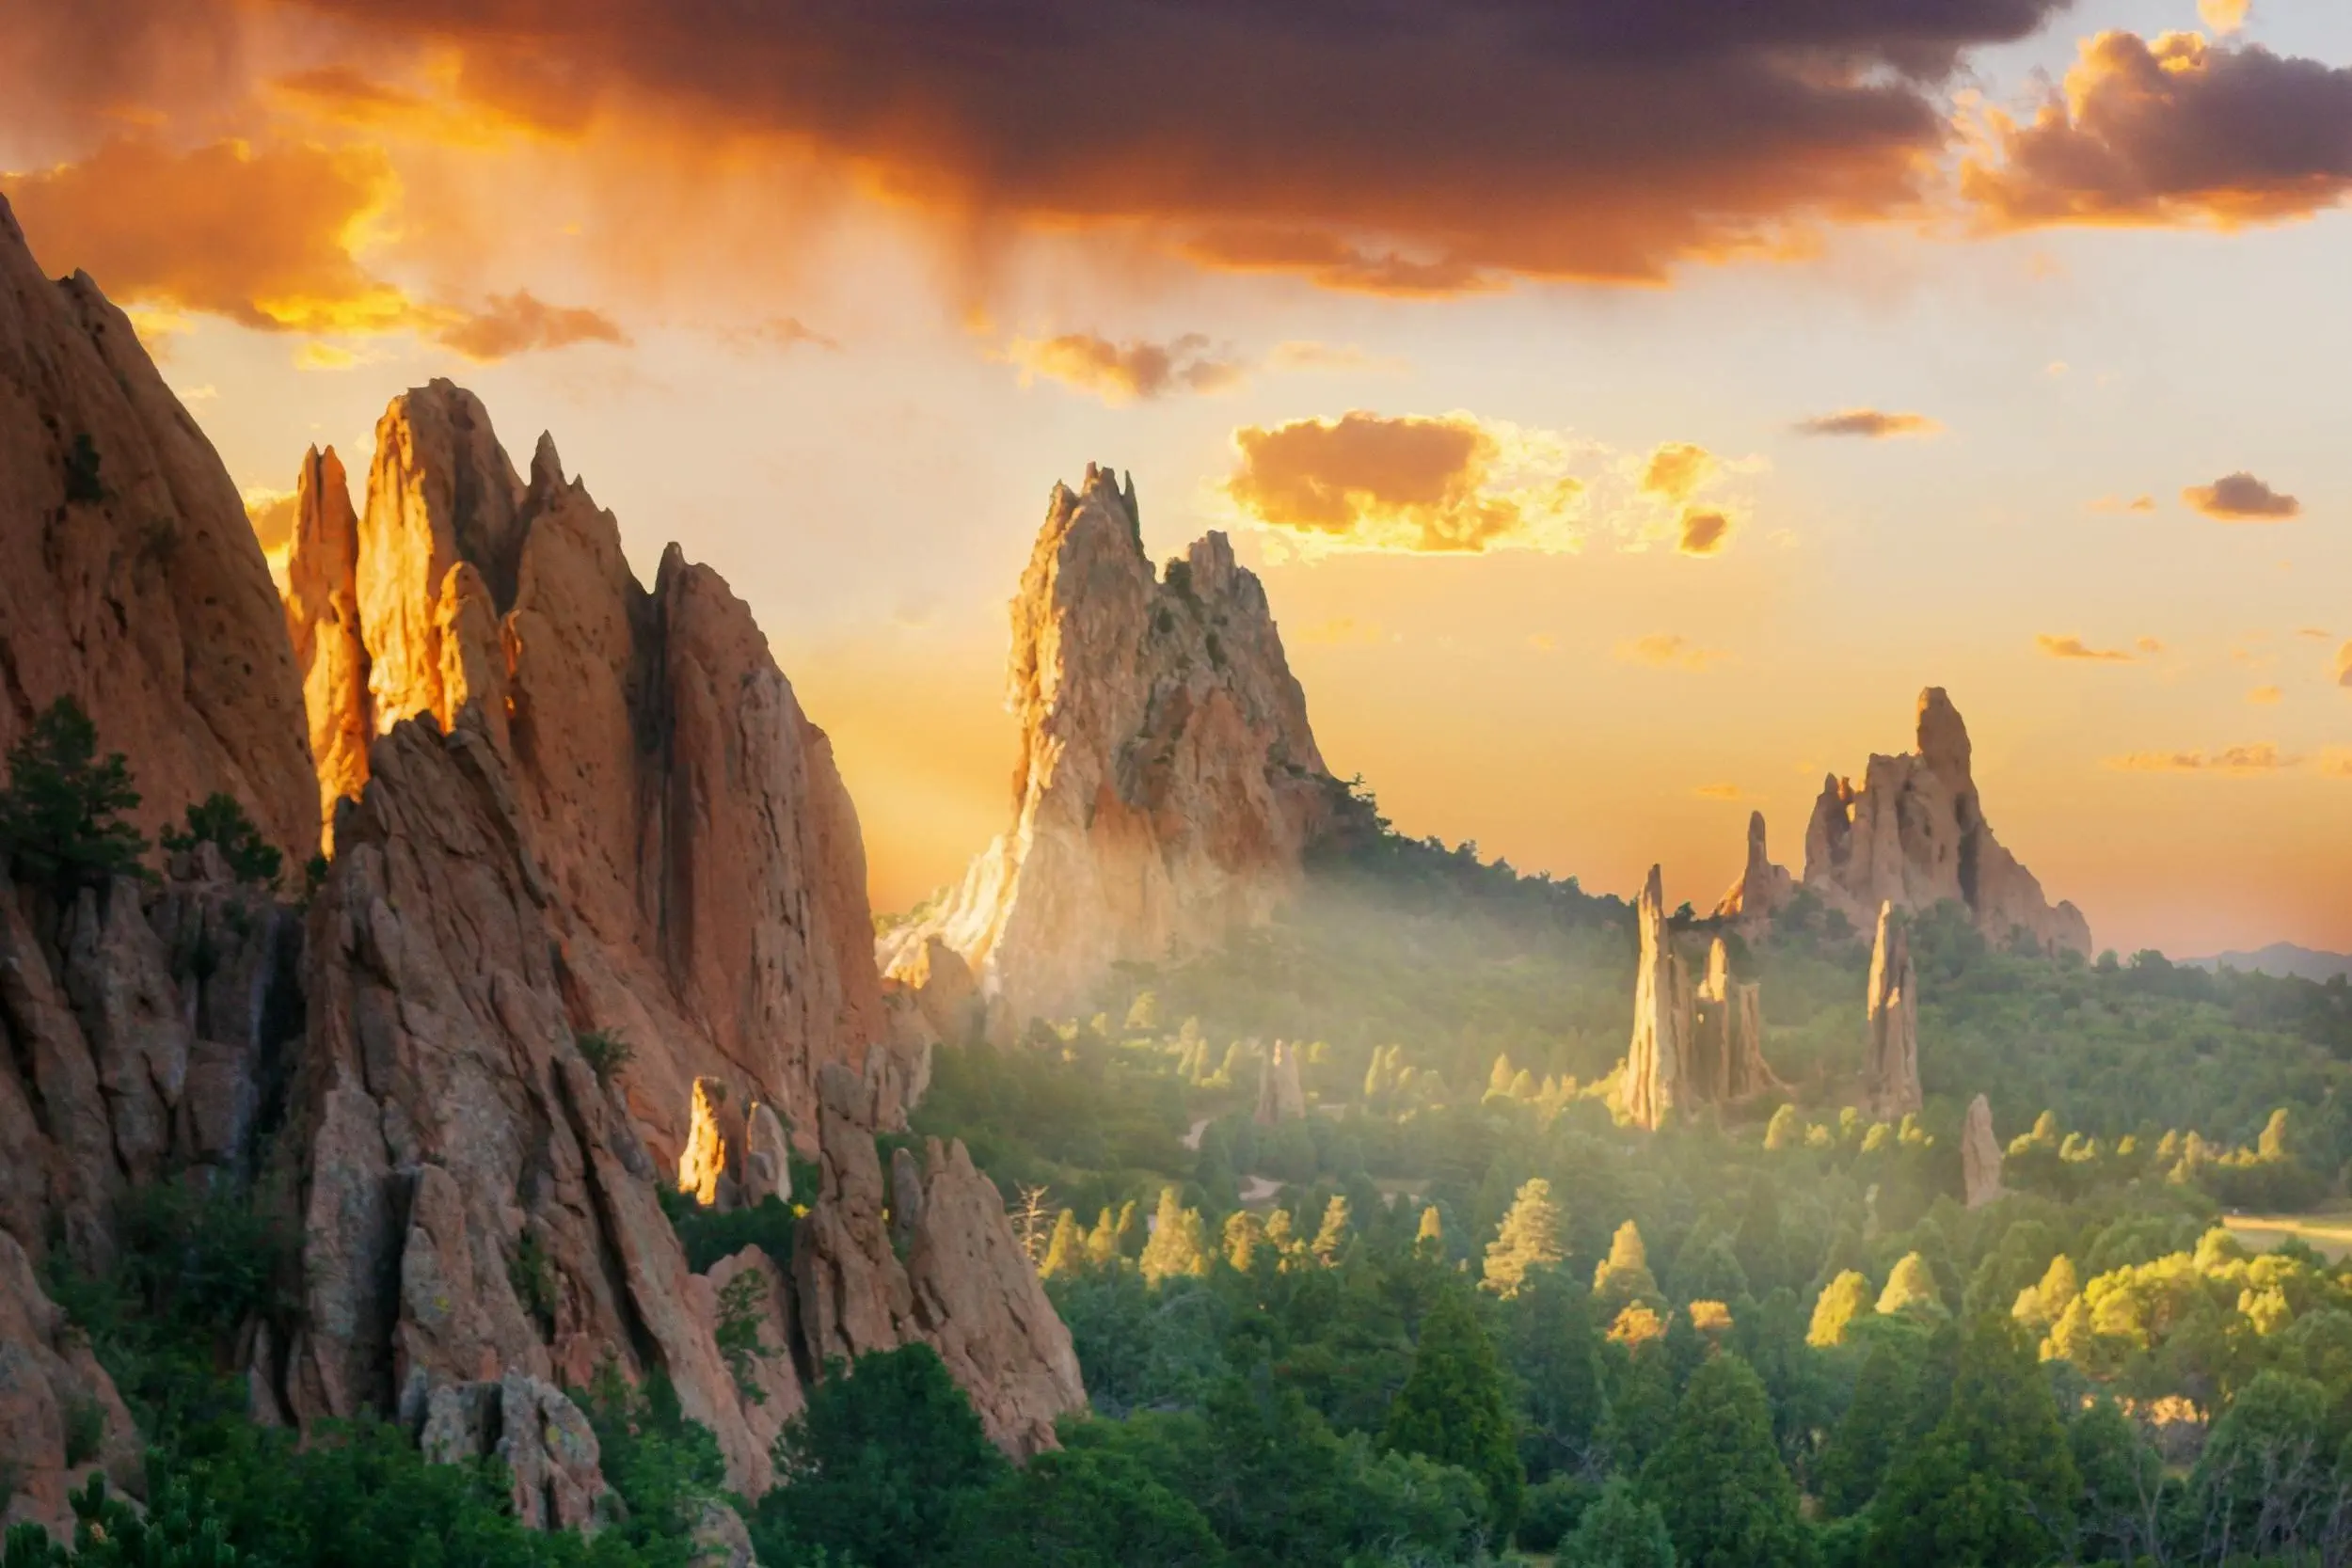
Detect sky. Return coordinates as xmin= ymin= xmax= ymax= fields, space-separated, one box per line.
xmin=4 ymin=0 xmax=2351 ymax=958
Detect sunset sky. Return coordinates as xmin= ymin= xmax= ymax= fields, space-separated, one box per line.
xmin=6 ymin=0 xmax=2352 ymax=958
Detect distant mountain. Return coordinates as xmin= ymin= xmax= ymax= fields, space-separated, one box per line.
xmin=2185 ymin=942 xmax=2352 ymax=984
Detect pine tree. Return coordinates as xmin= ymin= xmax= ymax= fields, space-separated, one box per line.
xmin=1875 ymin=1252 xmax=1944 ymax=1318
xmin=1311 ymin=1195 xmax=1351 ymax=1265
xmin=2011 ymin=1253 xmax=2079 ymax=1333
xmin=1594 ymin=1220 xmax=1661 ymax=1313
xmin=1085 ymin=1208 xmax=1120 ymax=1270
xmin=1560 ymin=1477 xmax=1675 ymax=1568
xmin=1483 ymin=1178 xmax=1566 ymax=1298
xmin=1806 ymin=1271 xmax=1873 ymax=1348
xmin=1763 ymin=1102 xmax=1802 ymax=1151
xmin=1817 ymin=1340 xmax=1909 ymax=1516
xmin=1138 ymin=1186 xmax=1210 ymax=1285
xmin=1415 ymin=1204 xmax=1446 ymax=1261
xmin=1112 ymin=1199 xmax=1143 ymax=1260
xmin=0 ymin=696 xmax=149 ymax=895
xmin=1263 ymin=1207 xmax=1298 ymax=1263
xmin=1732 ymin=1174 xmax=1788 ymax=1298
xmin=1224 ymin=1209 xmax=1265 ymax=1272
xmin=1489 ymin=1053 xmax=1517 ymax=1096
xmin=1040 ymin=1210 xmax=1086 ymax=1278
xmin=1508 ymin=1268 xmax=1607 ymax=1470
xmin=1866 ymin=1314 xmax=2076 ymax=1568
xmin=1640 ymin=1353 xmax=1811 ymax=1568
xmin=1384 ymin=1289 xmax=1525 ymax=1535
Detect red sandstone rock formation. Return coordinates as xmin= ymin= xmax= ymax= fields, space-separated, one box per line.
xmin=1864 ymin=902 xmax=1923 ymax=1119
xmin=1713 ymin=811 xmax=1795 ymax=929
xmin=1804 ymin=689 xmax=2091 ymax=956
xmin=883 ymin=466 xmax=1341 ymax=1028
xmin=1625 ymin=866 xmax=1693 ymax=1132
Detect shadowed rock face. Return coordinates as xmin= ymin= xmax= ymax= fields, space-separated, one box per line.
xmin=1962 ymin=1093 xmax=2005 ymax=1209
xmin=0 ymin=193 xmax=317 ymax=864
xmin=278 ymin=385 xmax=888 ymax=1156
xmin=1865 ymin=903 xmax=1922 ymax=1120
xmin=882 ymin=465 xmax=1343 ymax=1029
xmin=1803 ymin=688 xmax=2091 ymax=957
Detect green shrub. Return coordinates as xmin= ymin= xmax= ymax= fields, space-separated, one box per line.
xmin=62 ymin=434 xmax=103 ymax=505
xmin=162 ymin=793 xmax=280 ymax=885
xmin=577 ymin=1030 xmax=634 ymax=1085
xmin=508 ymin=1230 xmax=557 ymax=1335
xmin=657 ymin=1188 xmax=798 ymax=1275
xmin=715 ymin=1271 xmax=772 ymax=1405
xmin=0 ymin=698 xmax=149 ymax=895
xmin=60 ymin=1397 xmax=106 ymax=1469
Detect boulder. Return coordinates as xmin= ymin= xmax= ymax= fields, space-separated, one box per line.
xmin=1804 ymin=689 xmax=2091 ymax=956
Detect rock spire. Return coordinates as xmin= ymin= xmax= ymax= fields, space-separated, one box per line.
xmin=1693 ymin=938 xmax=1786 ymax=1104
xmin=881 ymin=465 xmax=1345 ymax=1029
xmin=1625 ymin=866 xmax=1693 ymax=1131
xmin=1864 ymin=902 xmax=1922 ymax=1118
xmin=1804 ymin=689 xmax=2090 ymax=956
xmin=1254 ymin=1040 xmax=1307 ymax=1126
xmin=1712 ymin=811 xmax=1794 ymax=929
xmin=1962 ymin=1093 xmax=2005 ymax=1209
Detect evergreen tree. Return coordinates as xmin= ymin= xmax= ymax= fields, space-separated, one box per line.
xmin=1806 ymin=1272 xmax=1873 ymax=1348
xmin=1560 ymin=1477 xmax=1676 ymax=1568
xmin=1383 ymin=1289 xmax=1525 ymax=1535
xmin=1113 ymin=1200 xmax=1144 ymax=1259
xmin=1085 ymin=1207 xmax=1120 ymax=1270
xmin=0 ymin=697 xmax=148 ymax=895
xmin=1507 ymin=1267 xmax=1608 ymax=1476
xmin=1039 ymin=1210 xmax=1086 ymax=1279
xmin=1224 ymin=1210 xmax=1264 ymax=1273
xmin=1139 ymin=1187 xmax=1211 ymax=1285
xmin=1732 ymin=1175 xmax=1788 ymax=1298
xmin=1639 ymin=1354 xmax=1811 ymax=1568
xmin=2010 ymin=1253 xmax=2078 ymax=1334
xmin=1483 ymin=1178 xmax=1566 ymax=1298
xmin=1489 ymin=1053 xmax=1517 ymax=1096
xmin=1874 ymin=1253 xmax=1944 ymax=1318
xmin=1415 ymin=1204 xmax=1446 ymax=1261
xmin=1601 ymin=1341 xmax=1678 ymax=1471
xmin=1594 ymin=1221 xmax=1661 ymax=1313
xmin=1763 ymin=1102 xmax=1802 ymax=1151
xmin=1311 ymin=1196 xmax=1351 ymax=1265
xmin=1865 ymin=1315 xmax=2075 ymax=1568
xmin=1816 ymin=1341 xmax=1908 ymax=1516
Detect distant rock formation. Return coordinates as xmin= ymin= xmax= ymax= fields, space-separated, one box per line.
xmin=1254 ymin=1040 xmax=1307 ymax=1126
xmin=278 ymin=384 xmax=891 ymax=1153
xmin=881 ymin=466 xmax=1345 ymax=1028
xmin=1804 ymin=689 xmax=2090 ymax=956
xmin=1962 ymin=1094 xmax=2005 ymax=1209
xmin=1693 ymin=938 xmax=1786 ymax=1104
xmin=1864 ymin=903 xmax=1923 ymax=1118
xmin=1626 ymin=866 xmax=1693 ymax=1131
xmin=1712 ymin=812 xmax=1795 ymax=929
xmin=0 ymin=193 xmax=317 ymax=865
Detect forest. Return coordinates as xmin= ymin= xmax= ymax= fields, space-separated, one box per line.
xmin=16 ymin=771 xmax=2352 ymax=1566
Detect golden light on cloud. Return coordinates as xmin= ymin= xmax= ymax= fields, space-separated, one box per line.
xmin=2184 ymin=471 xmax=2300 ymax=521
xmin=1615 ymin=633 xmax=1730 ymax=673
xmin=2200 ymin=0 xmax=2250 ymax=33
xmin=1692 ymin=783 xmax=1749 ymax=801
xmin=294 ymin=341 xmax=361 ymax=372
xmin=2036 ymin=633 xmax=2139 ymax=662
xmin=2248 ymin=685 xmax=2284 ymax=705
xmin=2106 ymin=743 xmax=2297 ymax=774
xmin=1793 ymin=409 xmax=1940 ymax=439
xmin=2090 ymin=494 xmax=2157 ymax=514
xmin=1640 ymin=442 xmax=1715 ymax=503
xmin=1298 ymin=617 xmax=1387 ymax=647
xmin=242 ymin=485 xmax=296 ymax=552
xmin=437 ymin=292 xmax=628 ymax=360
xmin=1962 ymin=30 xmax=2352 ymax=230
xmin=1677 ymin=509 xmax=1733 ymax=557
xmin=1004 ymin=331 xmax=1243 ymax=404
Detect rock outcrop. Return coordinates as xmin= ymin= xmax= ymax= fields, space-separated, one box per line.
xmin=278 ymin=386 xmax=893 ymax=1157
xmin=1713 ymin=812 xmax=1795 ymax=929
xmin=1804 ymin=689 xmax=2090 ymax=956
xmin=1864 ymin=903 xmax=1922 ymax=1119
xmin=0 ymin=192 xmax=317 ymax=865
xmin=1962 ymin=1093 xmax=2004 ymax=1209
xmin=1253 ymin=1040 xmax=1307 ymax=1126
xmin=1625 ymin=866 xmax=1692 ymax=1132
xmin=881 ymin=466 xmax=1346 ymax=1028
xmin=0 ymin=1232 xmax=142 ymax=1537
xmin=1692 ymin=938 xmax=1785 ymax=1104
xmin=791 ymin=1063 xmax=1084 ymax=1454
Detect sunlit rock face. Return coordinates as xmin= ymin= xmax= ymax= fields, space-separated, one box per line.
xmin=1712 ymin=810 xmax=1794 ymax=929
xmin=1625 ymin=865 xmax=1692 ymax=1132
xmin=883 ymin=465 xmax=1344 ymax=1029
xmin=278 ymin=383 xmax=891 ymax=1156
xmin=1803 ymin=688 xmax=2091 ymax=957
xmin=1864 ymin=902 xmax=1923 ymax=1120
xmin=0 ymin=193 xmax=317 ymax=864
xmin=1962 ymin=1093 xmax=2006 ymax=1209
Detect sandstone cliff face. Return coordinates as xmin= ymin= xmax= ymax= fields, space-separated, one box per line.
xmin=1804 ymin=689 xmax=2090 ymax=957
xmin=1712 ymin=811 xmax=1794 ymax=928
xmin=278 ymin=386 xmax=889 ymax=1155
xmin=883 ymin=466 xmax=1340 ymax=1027
xmin=0 ymin=192 xmax=316 ymax=864
xmin=1962 ymin=1093 xmax=2005 ymax=1209
xmin=1864 ymin=903 xmax=1923 ymax=1119
xmin=1624 ymin=866 xmax=1692 ymax=1132
xmin=1692 ymin=938 xmax=1784 ymax=1104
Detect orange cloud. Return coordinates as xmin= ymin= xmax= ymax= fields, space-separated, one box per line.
xmin=1692 ymin=783 xmax=1749 ymax=801
xmin=2106 ymin=743 xmax=2297 ymax=774
xmin=2248 ymin=685 xmax=2283 ymax=705
xmin=1006 ymin=332 xmax=1242 ymax=404
xmin=723 ymin=316 xmax=840 ymax=354
xmin=2036 ymin=633 xmax=2138 ymax=662
xmin=1963 ymin=31 xmax=2352 ymax=230
xmin=5 ymin=136 xmax=417 ymax=333
xmin=2089 ymin=493 xmax=2157 ymax=514
xmin=1794 ymin=409 xmax=1940 ymax=439
xmin=437 ymin=292 xmax=628 ymax=360
xmin=2200 ymin=0 xmax=2250 ymax=34
xmin=1224 ymin=412 xmax=1582 ymax=555
xmin=1677 ymin=509 xmax=1732 ymax=557
xmin=2184 ymin=471 xmax=2300 ymax=520
xmin=1641 ymin=442 xmax=1715 ymax=503
xmin=1615 ymin=633 xmax=1730 ymax=673
xmin=244 ymin=487 xmax=297 ymax=552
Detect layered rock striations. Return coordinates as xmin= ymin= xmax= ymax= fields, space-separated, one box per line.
xmin=1864 ymin=903 xmax=1923 ymax=1119
xmin=1804 ymin=689 xmax=2090 ymax=956
xmin=0 ymin=192 xmax=317 ymax=864
xmin=278 ymin=385 xmax=890 ymax=1153
xmin=882 ymin=466 xmax=1343 ymax=1028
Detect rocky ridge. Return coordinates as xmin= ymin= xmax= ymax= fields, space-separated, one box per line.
xmin=1804 ymin=689 xmax=2090 ymax=957
xmin=881 ymin=466 xmax=1345 ymax=1031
